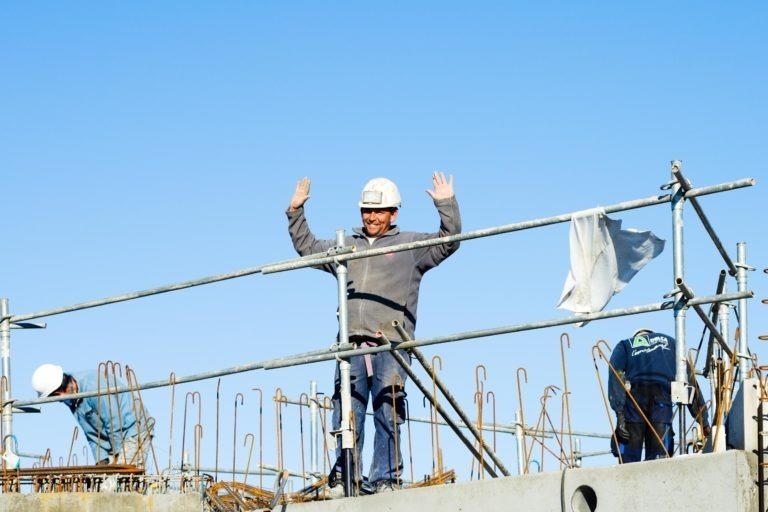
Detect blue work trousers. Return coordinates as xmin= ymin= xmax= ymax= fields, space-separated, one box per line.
xmin=332 ymin=348 xmax=409 ymax=484
xmin=620 ymin=382 xmax=675 ymax=463
xmin=620 ymin=421 xmax=674 ymax=462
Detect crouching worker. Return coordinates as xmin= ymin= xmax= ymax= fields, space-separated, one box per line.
xmin=32 ymin=363 xmax=153 ymax=467
xmin=608 ymin=329 xmax=710 ymax=463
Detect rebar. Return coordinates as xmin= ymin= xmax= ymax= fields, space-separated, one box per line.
xmin=541 ymin=386 xmax=567 ymax=469
xmin=181 ymin=391 xmax=201 ymax=471
xmin=472 ymin=365 xmax=486 ymax=480
xmin=298 ymin=393 xmax=309 ymax=487
xmin=274 ymin=388 xmax=286 ymax=471
xmin=404 ymin=398 xmax=415 ymax=484
xmin=391 ymin=374 xmax=404 ymax=484
xmin=385 ymin=338 xmax=497 ymax=477
xmin=215 ymin=378 xmax=221 ymax=481
xmin=233 ymin=392 xmax=244 ymax=482
xmin=516 ymin=368 xmax=529 ymax=473
xmin=431 ymin=355 xmax=443 ymax=476
xmin=66 ymin=427 xmax=78 ymax=467
xmin=560 ymin=333 xmax=575 ymax=468
xmin=472 ymin=391 xmax=483 ymax=480
xmin=167 ymin=372 xmax=176 ymax=473
xmin=242 ymin=433 xmax=255 ymax=485
xmin=252 ymin=387 xmax=264 ymax=490
xmin=125 ymin=366 xmax=158 ymax=471
xmin=395 ymin=322 xmax=510 ymax=476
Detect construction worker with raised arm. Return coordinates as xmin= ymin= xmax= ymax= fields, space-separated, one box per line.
xmin=286 ymin=172 xmax=461 ymax=494
xmin=608 ymin=328 xmax=711 ymax=463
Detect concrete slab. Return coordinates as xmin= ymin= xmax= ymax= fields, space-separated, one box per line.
xmin=285 ymin=450 xmax=758 ymax=512
xmin=0 ymin=492 xmax=203 ymax=512
xmin=0 ymin=451 xmax=757 ymax=511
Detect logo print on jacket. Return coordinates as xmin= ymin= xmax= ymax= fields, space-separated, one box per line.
xmin=631 ymin=334 xmax=650 ymax=348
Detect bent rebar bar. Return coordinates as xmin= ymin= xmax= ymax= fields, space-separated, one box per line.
xmin=380 ymin=333 xmax=498 ymax=478
xmin=395 ymin=322 xmax=511 ymax=476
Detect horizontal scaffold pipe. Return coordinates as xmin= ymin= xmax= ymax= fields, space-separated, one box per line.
xmin=280 ymin=396 xmax=607 ymax=439
xmin=10 ymin=290 xmax=751 ymax=409
xmin=9 ymin=247 xmax=355 ymax=323
xmin=261 ymin=177 xmax=755 ymax=274
xmin=261 ymin=290 xmax=753 ymax=369
xmin=7 ymin=177 xmax=753 ymax=324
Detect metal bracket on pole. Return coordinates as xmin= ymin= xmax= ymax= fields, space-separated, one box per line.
xmin=10 ymin=322 xmax=46 ymax=330
xmin=670 ymin=381 xmax=693 ymax=405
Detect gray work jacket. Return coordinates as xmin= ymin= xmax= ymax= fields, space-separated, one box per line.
xmin=286 ymin=196 xmax=461 ymax=342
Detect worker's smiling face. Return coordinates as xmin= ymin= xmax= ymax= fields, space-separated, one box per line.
xmin=361 ymin=207 xmax=398 ymax=238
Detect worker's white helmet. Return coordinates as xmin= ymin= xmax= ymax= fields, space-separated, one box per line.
xmin=31 ymin=363 xmax=64 ymax=398
xmin=359 ymin=178 xmax=401 ymax=209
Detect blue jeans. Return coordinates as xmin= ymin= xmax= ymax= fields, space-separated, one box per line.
xmin=332 ymin=348 xmax=409 ymax=483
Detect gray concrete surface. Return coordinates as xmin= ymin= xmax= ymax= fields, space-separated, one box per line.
xmin=286 ymin=450 xmax=758 ymax=512
xmin=0 ymin=492 xmax=203 ymax=512
xmin=0 ymin=451 xmax=757 ymax=511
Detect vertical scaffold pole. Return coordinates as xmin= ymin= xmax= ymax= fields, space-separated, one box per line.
xmin=514 ymin=410 xmax=525 ymax=475
xmin=1 ymin=298 xmax=12 ymax=455
xmin=670 ymin=161 xmax=689 ymax=455
xmin=736 ymin=242 xmax=749 ymax=382
xmin=335 ymin=229 xmax=355 ymax=496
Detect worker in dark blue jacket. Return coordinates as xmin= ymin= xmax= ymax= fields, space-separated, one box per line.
xmin=608 ymin=329 xmax=710 ymax=463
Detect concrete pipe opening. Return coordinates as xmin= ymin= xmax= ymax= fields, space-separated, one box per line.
xmin=571 ymin=485 xmax=597 ymax=512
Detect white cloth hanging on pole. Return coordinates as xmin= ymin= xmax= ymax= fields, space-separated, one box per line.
xmin=556 ymin=207 xmax=665 ymax=316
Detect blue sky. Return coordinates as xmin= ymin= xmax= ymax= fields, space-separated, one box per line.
xmin=2 ymin=2 xmax=766 ymax=481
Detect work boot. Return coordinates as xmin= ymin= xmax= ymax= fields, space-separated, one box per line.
xmin=328 ymin=470 xmax=341 ymax=488
xmin=373 ymin=479 xmax=401 ymax=493
xmin=324 ymin=470 xmax=345 ymax=499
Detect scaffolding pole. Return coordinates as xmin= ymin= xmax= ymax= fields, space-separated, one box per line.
xmin=670 ymin=160 xmax=689 ymax=455
xmin=11 ymin=290 xmax=752 ymax=411
xmin=1 ymin=299 xmax=12 ymax=457
xmin=736 ymin=242 xmax=751 ymax=382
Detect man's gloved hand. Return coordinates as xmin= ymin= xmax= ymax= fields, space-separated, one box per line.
xmin=615 ymin=412 xmax=630 ymax=443
xmin=702 ymin=423 xmax=712 ymax=438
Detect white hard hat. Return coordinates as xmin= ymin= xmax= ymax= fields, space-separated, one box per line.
xmin=359 ymin=178 xmax=401 ymax=209
xmin=31 ymin=364 xmax=64 ymax=398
